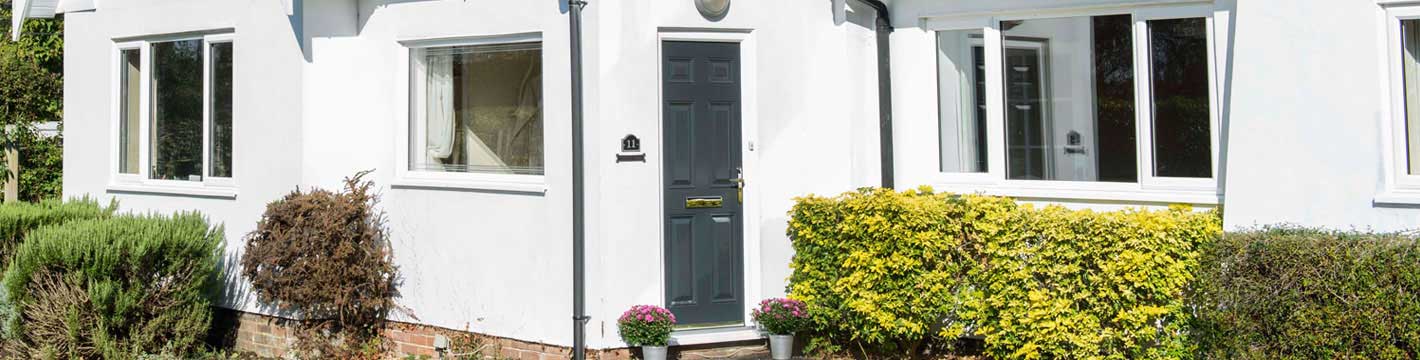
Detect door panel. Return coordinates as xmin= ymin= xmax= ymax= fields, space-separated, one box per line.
xmin=667 ymin=216 xmax=696 ymax=307
xmin=668 ymin=102 xmax=696 ymax=188
xmin=663 ymin=41 xmax=744 ymax=327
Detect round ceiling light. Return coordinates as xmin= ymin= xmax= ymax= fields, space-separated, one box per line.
xmin=695 ymin=0 xmax=731 ymax=20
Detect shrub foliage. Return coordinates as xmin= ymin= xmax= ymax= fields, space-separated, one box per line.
xmin=2 ymin=0 xmax=67 ymax=201
xmin=0 ymin=197 xmax=113 ymax=262
xmin=788 ymin=188 xmax=993 ymax=356
xmin=787 ymin=187 xmax=1222 ymax=359
xmin=0 ymin=213 xmax=223 ymax=358
xmin=972 ymin=203 xmax=1220 ymax=360
xmin=241 ymin=171 xmax=398 ymax=357
xmin=1192 ymin=228 xmax=1420 ymax=359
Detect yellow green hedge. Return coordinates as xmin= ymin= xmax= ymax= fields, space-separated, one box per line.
xmin=787 ymin=187 xmax=1222 ymax=359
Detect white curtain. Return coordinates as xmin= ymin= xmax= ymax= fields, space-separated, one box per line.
xmin=425 ymin=55 xmax=456 ymax=163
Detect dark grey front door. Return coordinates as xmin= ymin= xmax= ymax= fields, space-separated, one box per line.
xmin=662 ymin=41 xmax=743 ymax=327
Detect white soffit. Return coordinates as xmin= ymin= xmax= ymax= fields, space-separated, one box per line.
xmin=10 ymin=0 xmax=62 ymax=40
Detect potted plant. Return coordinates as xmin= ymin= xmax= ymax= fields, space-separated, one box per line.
xmin=618 ymin=305 xmax=676 ymax=360
xmin=752 ymin=298 xmax=809 ymax=360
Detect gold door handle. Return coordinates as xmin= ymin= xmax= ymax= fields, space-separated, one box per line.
xmin=733 ymin=167 xmax=745 ymax=203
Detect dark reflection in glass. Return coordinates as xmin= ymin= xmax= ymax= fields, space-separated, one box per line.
xmin=210 ymin=42 xmax=233 ymax=178
xmin=1094 ymin=15 xmax=1138 ymax=182
xmin=1150 ymin=18 xmax=1212 ymax=178
xmin=151 ymin=40 xmax=204 ymax=181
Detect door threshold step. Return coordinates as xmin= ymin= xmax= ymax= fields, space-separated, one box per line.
xmin=670 ymin=326 xmax=762 ymax=346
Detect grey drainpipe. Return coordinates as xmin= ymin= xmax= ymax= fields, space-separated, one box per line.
xmin=569 ymin=1 xmax=590 ymax=359
xmin=861 ymin=0 xmax=895 ymax=188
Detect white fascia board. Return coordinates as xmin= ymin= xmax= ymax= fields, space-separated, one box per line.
xmin=10 ymin=0 xmax=62 ymax=41
xmin=57 ymin=0 xmax=95 ymax=13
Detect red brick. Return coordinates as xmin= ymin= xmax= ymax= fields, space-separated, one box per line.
xmin=408 ymin=333 xmax=435 ymax=347
xmin=502 ymin=348 xmax=522 ymax=359
xmin=540 ymin=352 xmax=572 ymax=360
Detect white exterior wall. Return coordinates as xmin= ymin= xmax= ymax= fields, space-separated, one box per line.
xmin=887 ymin=0 xmax=1420 ymax=231
xmin=299 ymin=0 xmax=577 ymax=346
xmin=61 ymin=0 xmax=305 ymax=313
xmin=583 ymin=0 xmax=883 ymax=348
xmin=60 ymin=0 xmax=884 ymax=350
xmin=1220 ymin=0 xmax=1420 ymax=231
xmin=64 ymin=0 xmax=1420 ymax=351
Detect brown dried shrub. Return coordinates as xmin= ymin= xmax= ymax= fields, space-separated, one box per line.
xmin=241 ymin=171 xmax=399 ymax=358
xmin=5 ymin=270 xmax=97 ymax=359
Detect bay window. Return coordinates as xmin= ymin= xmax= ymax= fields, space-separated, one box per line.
xmin=113 ymin=34 xmax=235 ymax=188
xmin=933 ymin=6 xmax=1217 ymax=199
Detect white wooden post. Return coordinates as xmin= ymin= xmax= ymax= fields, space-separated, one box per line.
xmin=4 ymin=125 xmax=18 ymax=203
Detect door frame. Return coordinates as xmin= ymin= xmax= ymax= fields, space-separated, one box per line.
xmin=655 ymin=28 xmax=761 ymax=330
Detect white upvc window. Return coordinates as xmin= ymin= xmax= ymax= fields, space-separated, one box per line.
xmin=1380 ymin=3 xmax=1420 ymax=204
xmin=395 ymin=33 xmax=547 ymax=193
xmin=111 ymin=33 xmax=236 ymax=197
xmin=928 ymin=4 xmax=1220 ymax=204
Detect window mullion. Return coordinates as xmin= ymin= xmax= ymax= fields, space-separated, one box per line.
xmin=202 ymin=39 xmax=213 ymax=182
xmin=983 ymin=23 xmax=1008 ymax=181
xmin=139 ymin=42 xmax=153 ymax=181
xmin=1131 ymin=14 xmax=1158 ymax=185
xmin=1206 ymin=16 xmax=1222 ymax=184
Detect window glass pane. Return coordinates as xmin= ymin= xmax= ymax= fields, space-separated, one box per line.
xmin=1150 ymin=18 xmax=1212 ymax=178
xmin=119 ymin=49 xmax=141 ymax=174
xmin=937 ymin=29 xmax=987 ymax=173
xmin=1002 ymin=15 xmax=1137 ymax=182
xmin=413 ymin=43 xmax=544 ymax=175
xmin=150 ymin=40 xmax=204 ymax=181
xmin=210 ymin=42 xmax=234 ymax=178
xmin=1404 ymin=19 xmax=1420 ymax=175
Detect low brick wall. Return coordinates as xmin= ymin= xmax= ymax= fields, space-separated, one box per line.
xmin=212 ymin=308 xmax=765 ymax=359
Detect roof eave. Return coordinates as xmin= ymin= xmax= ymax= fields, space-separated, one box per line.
xmin=11 ymin=0 xmax=84 ymax=41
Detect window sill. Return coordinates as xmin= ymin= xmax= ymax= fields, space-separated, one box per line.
xmin=1373 ymin=190 xmax=1420 ymax=207
xmin=389 ymin=177 xmax=547 ymax=195
xmin=930 ymin=183 xmax=1222 ymax=205
xmin=107 ymin=183 xmax=238 ymax=199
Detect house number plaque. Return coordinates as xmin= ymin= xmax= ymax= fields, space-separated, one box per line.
xmin=616 ymin=134 xmax=646 ymax=163
xmin=621 ymin=135 xmax=641 ymax=152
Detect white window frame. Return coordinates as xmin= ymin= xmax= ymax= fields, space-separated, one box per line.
xmin=924 ymin=3 xmax=1221 ymax=204
xmin=393 ymin=32 xmax=548 ymax=194
xmin=111 ymin=41 xmax=145 ymax=185
xmin=109 ymin=33 xmax=237 ymax=198
xmin=1378 ymin=4 xmax=1420 ymax=204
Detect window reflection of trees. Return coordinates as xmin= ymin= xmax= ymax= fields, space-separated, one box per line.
xmin=1150 ymin=18 xmax=1212 ymax=178
xmin=151 ymin=40 xmax=204 ymax=181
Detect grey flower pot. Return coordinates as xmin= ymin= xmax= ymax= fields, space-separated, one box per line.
xmin=769 ymin=334 xmax=794 ymax=360
xmin=641 ymin=345 xmax=668 ymax=360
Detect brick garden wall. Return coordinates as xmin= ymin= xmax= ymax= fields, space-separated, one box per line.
xmin=213 ymin=309 xmax=766 ymax=359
